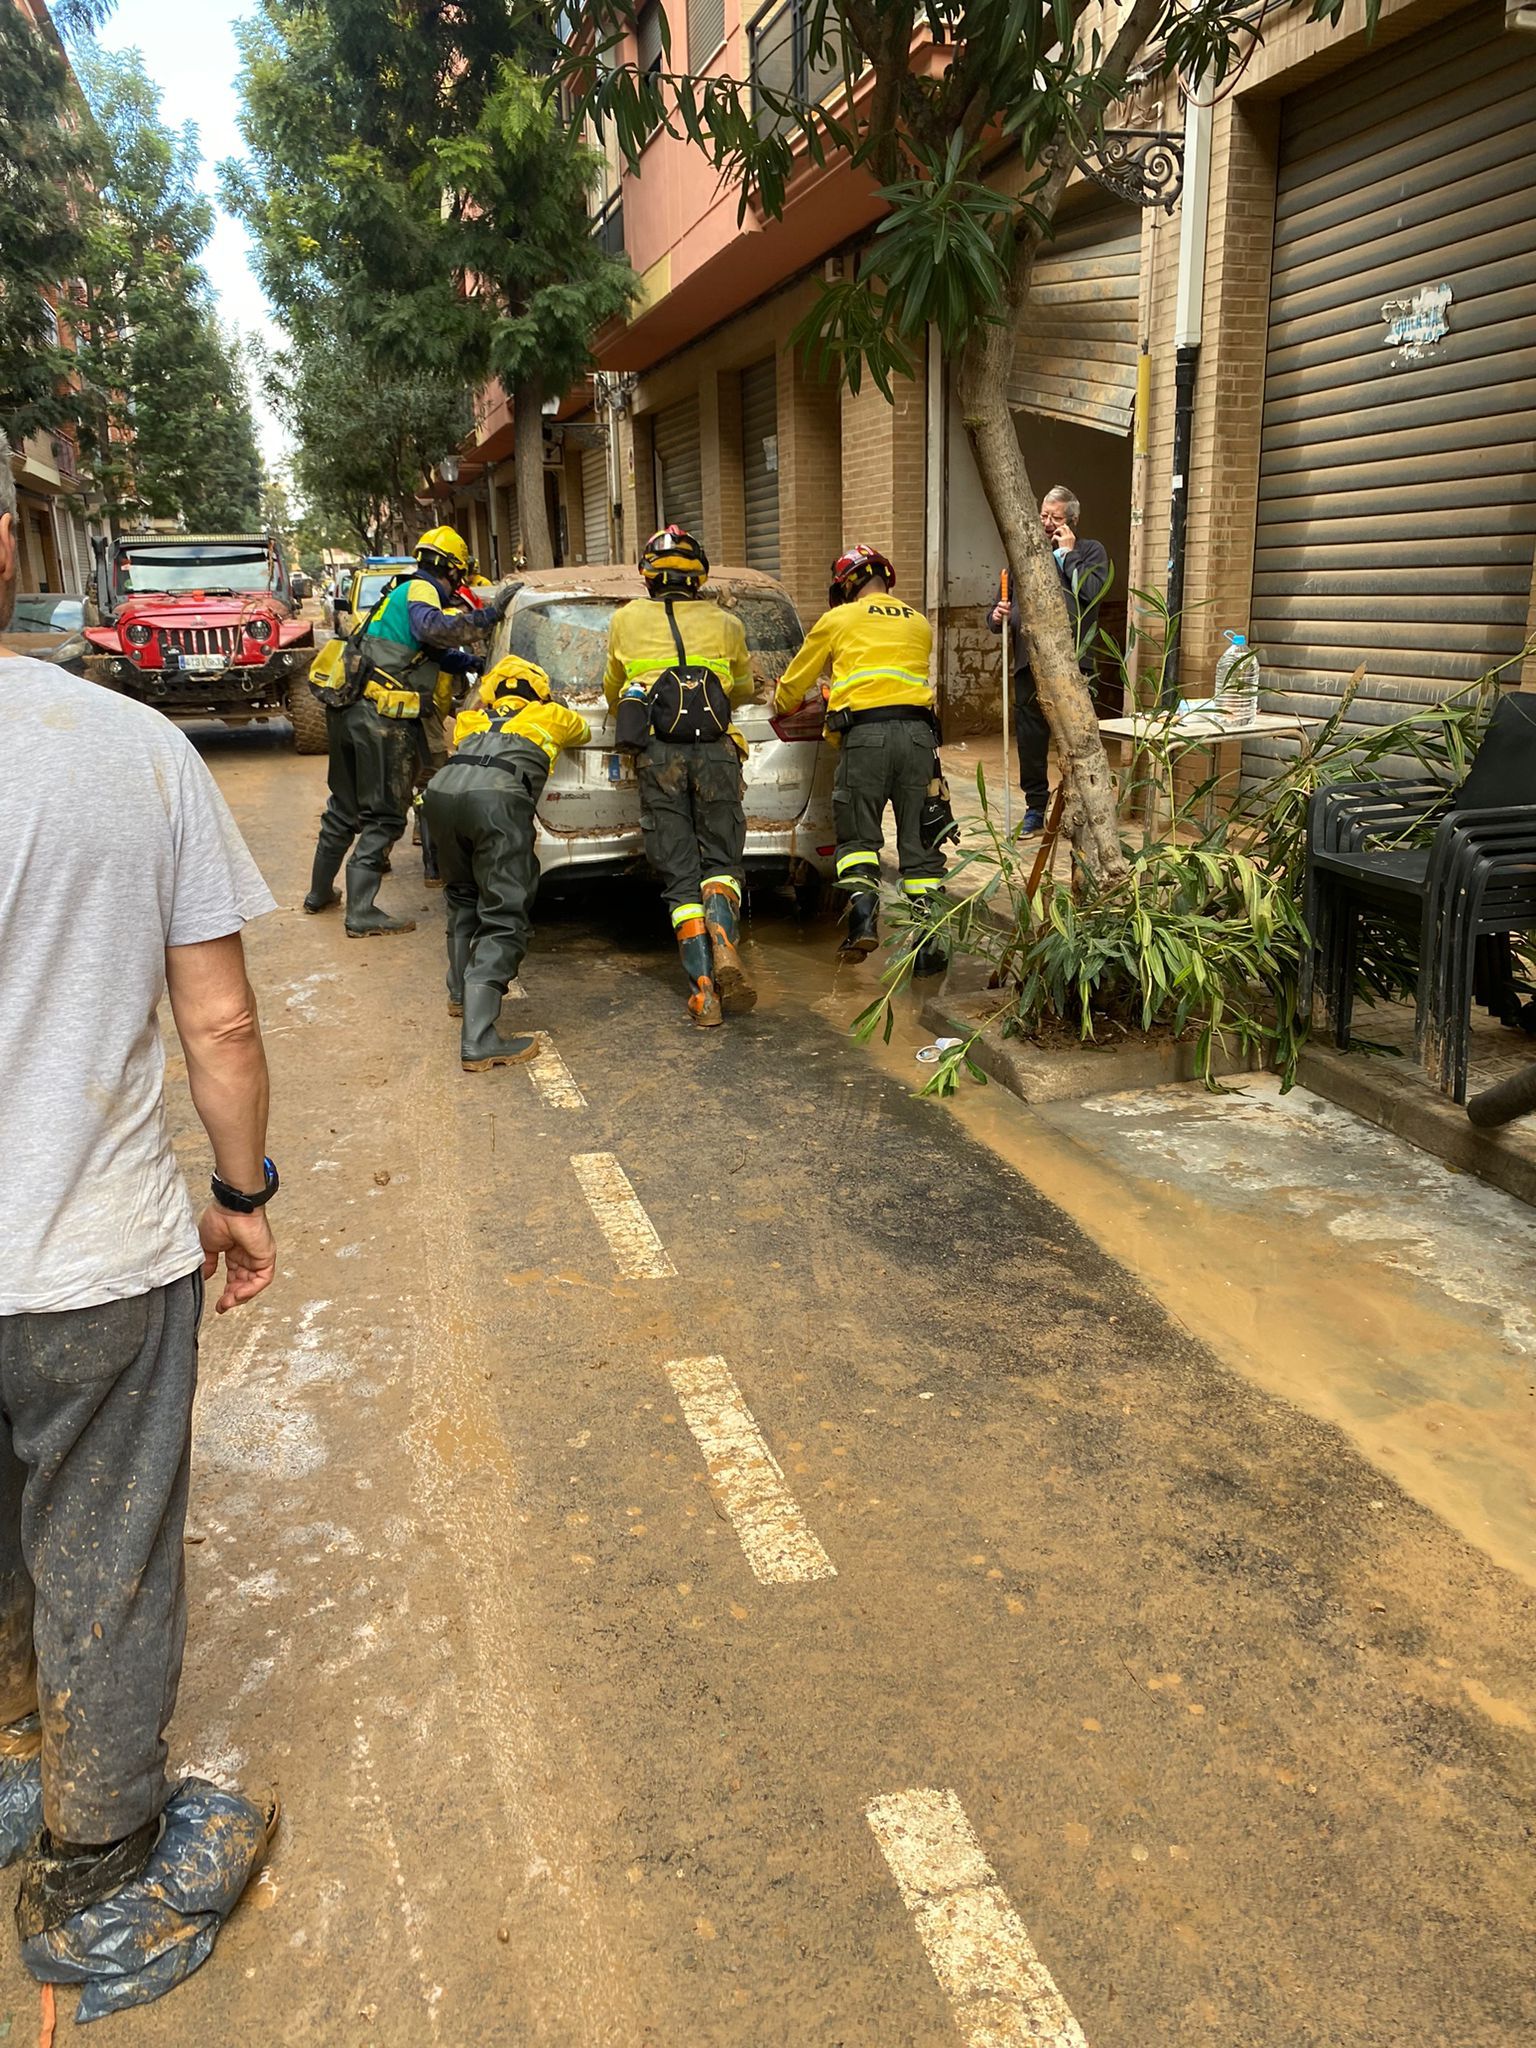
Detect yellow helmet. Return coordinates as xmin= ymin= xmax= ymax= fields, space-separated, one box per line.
xmin=415 ymin=525 xmax=470 ymax=576
xmin=480 ymin=655 xmax=552 ymax=706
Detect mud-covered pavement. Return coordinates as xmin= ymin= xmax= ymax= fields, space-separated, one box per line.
xmin=7 ymin=728 xmax=1532 ymax=2045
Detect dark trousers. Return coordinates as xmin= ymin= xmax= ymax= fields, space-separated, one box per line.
xmin=1014 ymin=666 xmax=1050 ymax=812
xmin=313 ymin=700 xmax=418 ymax=877
xmin=639 ymin=739 xmax=746 ymax=917
xmin=0 ymin=1273 xmax=202 ymax=1843
xmin=833 ymin=720 xmax=947 ymax=895
xmin=424 ymin=753 xmax=548 ymax=995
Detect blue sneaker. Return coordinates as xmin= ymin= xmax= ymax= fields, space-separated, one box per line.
xmin=1019 ymin=807 xmax=1046 ymax=836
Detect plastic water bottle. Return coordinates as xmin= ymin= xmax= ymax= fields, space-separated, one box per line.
xmin=1214 ymin=631 xmax=1260 ymax=726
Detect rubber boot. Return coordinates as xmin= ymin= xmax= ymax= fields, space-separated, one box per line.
xmin=703 ymin=884 xmax=756 ymax=1015
xmin=677 ymin=919 xmax=723 ymax=1028
xmin=840 ymin=890 xmax=880 ymax=959
xmin=302 ymin=843 xmax=342 ymax=914
xmin=417 ymin=803 xmax=442 ymax=888
xmin=912 ymin=924 xmax=949 ymax=978
xmin=345 ymin=864 xmax=416 ymax=939
xmin=460 ymin=982 xmax=539 ymax=1070
xmin=446 ymin=924 xmax=470 ymax=1017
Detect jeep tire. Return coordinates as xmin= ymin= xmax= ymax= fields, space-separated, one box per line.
xmin=287 ymin=673 xmax=329 ymax=755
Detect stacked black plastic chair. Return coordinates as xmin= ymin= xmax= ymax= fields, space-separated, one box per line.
xmin=1302 ymin=693 xmax=1536 ymax=1104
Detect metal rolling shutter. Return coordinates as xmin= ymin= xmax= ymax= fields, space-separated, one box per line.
xmin=652 ymin=398 xmax=704 ymax=535
xmin=1010 ymin=202 xmax=1141 ymax=433
xmin=581 ymin=443 xmax=610 ymax=564
xmin=740 ymin=358 xmax=780 ymax=575
xmin=1250 ymin=5 xmax=1536 ymax=775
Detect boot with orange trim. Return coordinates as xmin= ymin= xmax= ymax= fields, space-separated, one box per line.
xmin=702 ymin=881 xmax=756 ymax=1015
xmin=675 ymin=915 xmax=723 ymax=1028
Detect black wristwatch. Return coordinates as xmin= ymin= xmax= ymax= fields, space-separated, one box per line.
xmin=211 ymin=1158 xmax=280 ymax=1214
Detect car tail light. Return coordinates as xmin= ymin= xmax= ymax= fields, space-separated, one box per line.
xmin=769 ymin=699 xmax=825 ymax=742
xmin=247 ymin=617 xmax=273 ymax=642
xmin=124 ymin=622 xmax=152 ymax=646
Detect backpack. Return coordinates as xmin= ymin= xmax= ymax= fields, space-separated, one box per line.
xmin=307 ymin=576 xmax=406 ymax=710
xmin=646 ymin=598 xmax=733 ymax=744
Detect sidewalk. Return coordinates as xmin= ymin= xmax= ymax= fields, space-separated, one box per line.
xmin=940 ymin=731 xmax=1074 ymax=897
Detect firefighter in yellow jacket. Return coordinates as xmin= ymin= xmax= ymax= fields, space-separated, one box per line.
xmin=422 ymin=656 xmax=590 ymax=1070
xmin=604 ymin=526 xmax=756 ymax=1027
xmin=774 ymin=544 xmax=948 ymax=971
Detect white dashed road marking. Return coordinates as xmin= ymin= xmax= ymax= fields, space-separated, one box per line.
xmin=662 ymin=1355 xmax=836 ymax=1584
xmin=527 ymin=1041 xmax=586 ymax=1109
xmin=866 ymin=1788 xmax=1090 ymax=2048
xmin=570 ymin=1154 xmax=676 ymax=1278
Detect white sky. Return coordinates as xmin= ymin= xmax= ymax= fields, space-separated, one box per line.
xmin=96 ymin=0 xmax=293 ymax=469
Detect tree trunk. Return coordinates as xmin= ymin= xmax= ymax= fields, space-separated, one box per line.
xmin=515 ymin=374 xmax=553 ymax=570
xmin=956 ymin=260 xmax=1125 ymax=881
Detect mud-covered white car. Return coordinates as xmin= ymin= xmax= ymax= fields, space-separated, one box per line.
xmin=488 ymin=565 xmax=835 ymax=901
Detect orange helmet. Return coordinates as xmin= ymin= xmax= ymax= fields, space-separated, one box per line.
xmin=829 ymin=543 xmax=895 ymax=607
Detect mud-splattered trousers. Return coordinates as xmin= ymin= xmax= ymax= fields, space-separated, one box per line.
xmin=0 ymin=1272 xmax=201 ymax=1844
xmin=423 ymin=741 xmax=549 ymax=995
xmin=313 ymin=698 xmax=419 ymax=878
xmin=833 ymin=717 xmax=947 ymax=905
xmin=639 ymin=737 xmax=747 ymax=925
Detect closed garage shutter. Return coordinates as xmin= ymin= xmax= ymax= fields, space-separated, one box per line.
xmin=581 ymin=443 xmax=610 ymax=564
xmin=741 ymin=358 xmax=780 ymax=575
xmin=652 ymin=398 xmax=704 ymax=535
xmin=1250 ymin=4 xmax=1536 ymax=772
xmin=1010 ymin=201 xmax=1141 ymax=433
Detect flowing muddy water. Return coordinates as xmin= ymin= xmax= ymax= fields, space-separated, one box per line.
xmin=752 ymin=922 xmax=1536 ymax=1591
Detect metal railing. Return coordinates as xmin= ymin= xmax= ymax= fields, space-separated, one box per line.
xmin=747 ymin=0 xmax=852 ymax=139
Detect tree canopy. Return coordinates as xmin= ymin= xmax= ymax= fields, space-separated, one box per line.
xmin=227 ymin=0 xmax=636 ymax=563
xmin=70 ymin=45 xmax=263 ymax=530
xmin=0 ymin=2 xmax=98 ymax=442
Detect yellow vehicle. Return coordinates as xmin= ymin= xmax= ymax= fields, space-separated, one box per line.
xmin=339 ymin=556 xmax=415 ymax=635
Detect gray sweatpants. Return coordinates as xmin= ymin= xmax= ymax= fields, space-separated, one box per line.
xmin=0 ymin=1272 xmax=201 ymax=1844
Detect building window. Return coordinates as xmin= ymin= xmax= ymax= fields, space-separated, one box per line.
xmin=637 ymin=1 xmax=663 ymax=79
xmin=747 ymin=0 xmax=853 ymax=139
xmin=687 ymin=0 xmax=725 ymax=66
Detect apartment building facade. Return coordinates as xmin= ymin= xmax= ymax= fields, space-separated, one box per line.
xmin=7 ymin=0 xmax=105 ymax=598
xmin=449 ymin=0 xmax=1536 ymax=749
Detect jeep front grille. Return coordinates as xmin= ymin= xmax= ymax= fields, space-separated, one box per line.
xmin=161 ymin=625 xmax=241 ymax=657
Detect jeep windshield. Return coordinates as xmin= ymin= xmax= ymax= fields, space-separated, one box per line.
xmin=117 ymin=544 xmax=273 ymax=597
xmin=509 ymin=594 xmax=802 ymax=705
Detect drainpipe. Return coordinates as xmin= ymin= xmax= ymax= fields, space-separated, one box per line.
xmin=1162 ymin=77 xmax=1212 ymax=703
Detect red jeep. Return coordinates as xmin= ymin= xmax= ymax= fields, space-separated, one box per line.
xmin=83 ymin=532 xmax=324 ymax=751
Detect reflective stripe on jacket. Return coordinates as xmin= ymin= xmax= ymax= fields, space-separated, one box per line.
xmin=452 ymin=699 xmax=591 ymax=768
xmin=774 ymin=593 xmax=934 ymax=716
xmin=602 ymin=596 xmax=753 ymax=712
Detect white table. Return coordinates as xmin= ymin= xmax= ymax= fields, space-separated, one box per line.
xmin=1097 ymin=709 xmax=1323 ymax=828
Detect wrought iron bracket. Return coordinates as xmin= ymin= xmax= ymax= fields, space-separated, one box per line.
xmin=1049 ymin=130 xmax=1185 ymax=213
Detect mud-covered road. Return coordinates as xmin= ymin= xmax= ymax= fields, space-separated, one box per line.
xmin=7 ymin=730 xmax=1531 ymax=2045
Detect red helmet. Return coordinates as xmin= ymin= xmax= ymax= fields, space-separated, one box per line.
xmin=829 ymin=543 xmax=895 ymax=607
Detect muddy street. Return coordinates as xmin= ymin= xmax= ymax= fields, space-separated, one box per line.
xmin=8 ymin=729 xmax=1531 ymax=2047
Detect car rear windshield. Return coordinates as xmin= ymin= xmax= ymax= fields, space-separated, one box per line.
xmin=509 ymin=593 xmax=803 ymax=704
xmin=118 ymin=545 xmax=272 ymax=596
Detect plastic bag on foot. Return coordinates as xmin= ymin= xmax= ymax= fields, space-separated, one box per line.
xmin=20 ymin=1778 xmax=273 ymax=2022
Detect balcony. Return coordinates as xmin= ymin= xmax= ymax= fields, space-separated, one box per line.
xmin=747 ymin=0 xmax=852 ymax=139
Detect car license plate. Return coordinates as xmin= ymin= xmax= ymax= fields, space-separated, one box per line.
xmin=180 ymin=654 xmax=227 ymax=673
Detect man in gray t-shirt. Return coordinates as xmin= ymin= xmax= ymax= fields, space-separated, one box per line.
xmin=0 ymin=442 xmax=280 ymax=2014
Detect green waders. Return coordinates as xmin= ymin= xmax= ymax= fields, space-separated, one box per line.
xmin=423 ymin=741 xmax=549 ymax=1004
xmin=307 ymin=698 xmax=420 ymax=931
